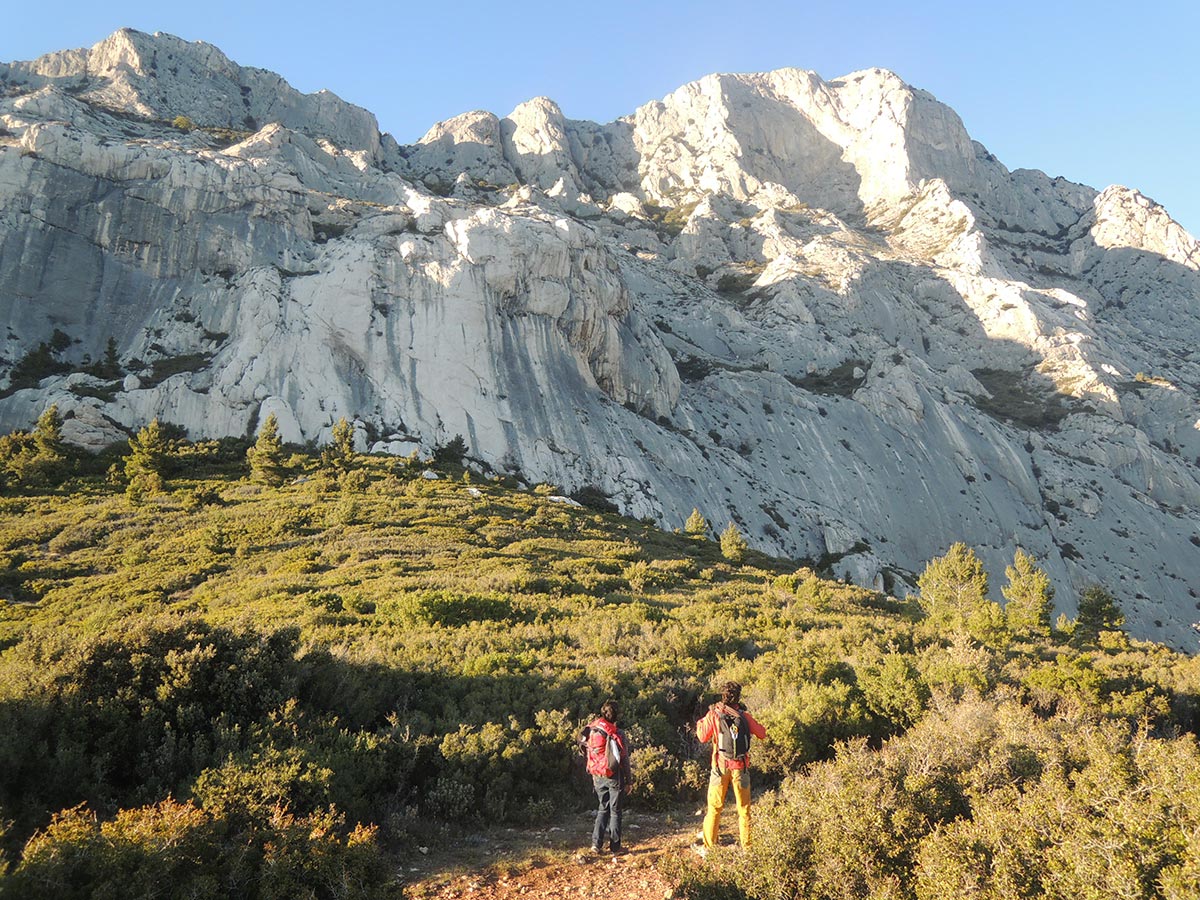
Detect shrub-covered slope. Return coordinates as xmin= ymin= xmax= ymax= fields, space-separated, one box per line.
xmin=0 ymin=431 xmax=1198 ymax=898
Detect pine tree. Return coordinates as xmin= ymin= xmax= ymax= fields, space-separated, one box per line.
xmin=685 ymin=508 xmax=709 ymax=538
xmin=125 ymin=419 xmax=168 ymax=498
xmin=247 ymin=413 xmax=287 ymax=486
xmin=321 ymin=417 xmax=356 ymax=471
xmin=24 ymin=404 xmax=68 ymax=487
xmin=1075 ymin=583 xmax=1124 ymax=644
xmin=433 ymin=434 xmax=468 ymax=467
xmin=966 ymin=599 xmax=1011 ymax=649
xmin=720 ymin=522 xmax=747 ymax=564
xmin=33 ymin=404 xmax=64 ymax=460
xmin=917 ymin=542 xmax=989 ymax=631
xmin=0 ymin=406 xmax=68 ymax=490
xmin=1002 ymin=548 xmax=1054 ymax=638
xmin=101 ymin=337 xmax=122 ymax=379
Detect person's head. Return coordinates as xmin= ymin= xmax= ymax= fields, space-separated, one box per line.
xmin=720 ymin=681 xmax=742 ymax=707
xmin=600 ymin=699 xmax=619 ymax=723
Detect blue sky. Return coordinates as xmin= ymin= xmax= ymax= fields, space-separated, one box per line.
xmin=5 ymin=1 xmax=1199 ymax=235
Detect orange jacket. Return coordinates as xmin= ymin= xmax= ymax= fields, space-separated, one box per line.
xmin=696 ymin=703 xmax=766 ymax=771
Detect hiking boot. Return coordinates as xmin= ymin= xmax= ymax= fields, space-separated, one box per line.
xmin=609 ymin=843 xmax=626 ymax=856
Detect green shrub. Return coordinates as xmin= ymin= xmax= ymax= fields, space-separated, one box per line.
xmin=857 ymin=653 xmax=930 ymax=728
xmin=626 ymin=739 xmax=681 ymax=810
xmin=970 ymin=367 xmax=1072 ymax=429
xmin=392 ymin=590 xmax=517 ymax=627
xmin=716 ymin=269 xmax=760 ymax=295
xmin=680 ymin=698 xmax=1200 ymax=900
xmin=5 ymin=799 xmax=394 ymax=899
xmin=0 ymin=620 xmax=299 ymax=825
xmin=182 ymin=485 xmax=223 ymax=510
xmin=340 ymin=469 xmax=371 ymax=494
xmin=191 ymin=746 xmax=334 ymax=823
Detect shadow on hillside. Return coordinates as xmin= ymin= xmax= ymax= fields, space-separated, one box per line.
xmin=296 ymin=643 xmax=705 ymax=736
xmin=0 ymin=627 xmax=704 ymax=854
xmin=717 ymin=87 xmax=866 ymax=222
xmin=760 ymin=254 xmax=1092 ymax=427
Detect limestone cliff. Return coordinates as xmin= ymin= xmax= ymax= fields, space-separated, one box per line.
xmin=1 ymin=30 xmax=1197 ymax=646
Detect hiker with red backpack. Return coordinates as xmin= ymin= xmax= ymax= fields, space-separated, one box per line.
xmin=695 ymin=681 xmax=767 ymax=852
xmin=579 ymin=699 xmax=632 ymax=855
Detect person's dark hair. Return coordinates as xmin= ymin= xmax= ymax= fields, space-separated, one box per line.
xmin=720 ymin=681 xmax=742 ymax=707
xmin=600 ymin=699 xmax=619 ymax=722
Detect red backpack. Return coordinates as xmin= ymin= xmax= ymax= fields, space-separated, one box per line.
xmin=583 ymin=718 xmax=624 ymax=777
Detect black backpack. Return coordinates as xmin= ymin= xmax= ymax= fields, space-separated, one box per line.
xmin=716 ymin=708 xmax=751 ymax=762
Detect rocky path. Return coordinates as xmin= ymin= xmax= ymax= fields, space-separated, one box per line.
xmin=404 ymin=806 xmax=702 ymax=900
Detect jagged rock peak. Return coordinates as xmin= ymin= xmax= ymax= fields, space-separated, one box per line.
xmin=623 ymin=65 xmax=984 ymax=216
xmin=1090 ymin=186 xmax=1200 ymax=269
xmin=418 ymin=109 xmax=503 ymax=147
xmin=400 ymin=62 xmax=1089 ymax=236
xmin=1 ymin=28 xmax=382 ymax=155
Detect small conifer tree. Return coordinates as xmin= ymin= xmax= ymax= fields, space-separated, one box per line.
xmin=917 ymin=542 xmax=989 ymax=632
xmin=247 ymin=413 xmax=287 ymax=486
xmin=685 ymin=508 xmax=709 ymax=538
xmin=1002 ymin=548 xmax=1054 ymax=638
xmin=966 ymin=599 xmax=1012 ymax=649
xmin=1075 ymin=583 xmax=1124 ymax=644
xmin=100 ymin=337 xmax=122 ymax=379
xmin=720 ymin=522 xmax=747 ymax=564
xmin=125 ymin=419 xmax=168 ymax=499
xmin=433 ymin=434 xmax=468 ymax=467
xmin=0 ymin=406 xmax=68 ymax=490
xmin=33 ymin=405 xmax=64 ymax=460
xmin=321 ymin=417 xmax=356 ymax=471
xmin=26 ymin=404 xmax=68 ymax=486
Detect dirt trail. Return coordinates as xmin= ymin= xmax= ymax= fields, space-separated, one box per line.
xmin=404 ymin=805 xmax=704 ymax=900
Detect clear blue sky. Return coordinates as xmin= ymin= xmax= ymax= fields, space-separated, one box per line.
xmin=5 ymin=1 xmax=1199 ymax=235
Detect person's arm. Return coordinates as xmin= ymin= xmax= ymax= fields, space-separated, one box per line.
xmin=744 ymin=710 xmax=767 ymax=740
xmin=696 ymin=708 xmax=714 ymax=743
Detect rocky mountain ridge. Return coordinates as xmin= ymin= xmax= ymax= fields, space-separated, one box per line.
xmin=1 ymin=29 xmax=1198 ymax=645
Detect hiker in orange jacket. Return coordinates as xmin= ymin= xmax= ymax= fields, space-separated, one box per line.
xmin=580 ymin=699 xmax=632 ymax=854
xmin=695 ymin=681 xmax=767 ymax=851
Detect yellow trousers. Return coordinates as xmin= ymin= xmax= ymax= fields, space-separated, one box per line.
xmin=702 ymin=766 xmax=752 ymax=848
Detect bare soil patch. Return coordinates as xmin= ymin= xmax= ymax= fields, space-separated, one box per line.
xmin=405 ymin=804 xmax=706 ymax=900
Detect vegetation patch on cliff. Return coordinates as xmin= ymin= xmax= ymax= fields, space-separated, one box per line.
xmin=970 ymin=366 xmax=1074 ymax=429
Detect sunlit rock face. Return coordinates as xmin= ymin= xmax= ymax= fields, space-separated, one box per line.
xmin=2 ymin=30 xmax=1198 ymax=646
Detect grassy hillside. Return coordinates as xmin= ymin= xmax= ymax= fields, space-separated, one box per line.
xmin=1 ymin=425 xmax=1199 ymax=898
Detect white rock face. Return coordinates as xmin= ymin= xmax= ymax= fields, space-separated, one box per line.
xmin=2 ymin=29 xmax=381 ymax=155
xmin=2 ymin=31 xmax=1198 ymax=647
